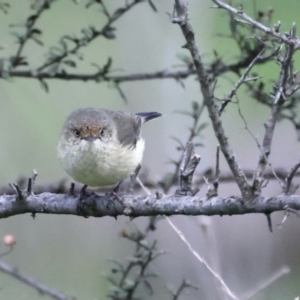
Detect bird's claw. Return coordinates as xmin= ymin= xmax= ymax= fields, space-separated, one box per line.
xmin=76 ymin=185 xmax=94 ymax=217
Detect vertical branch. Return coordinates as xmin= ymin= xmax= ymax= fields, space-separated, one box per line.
xmin=175 ymin=142 xmax=200 ymax=196
xmin=252 ymin=29 xmax=296 ymax=193
xmin=171 ymin=0 xmax=251 ymax=198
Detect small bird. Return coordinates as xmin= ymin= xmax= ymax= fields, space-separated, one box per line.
xmin=57 ymin=108 xmax=162 ymax=188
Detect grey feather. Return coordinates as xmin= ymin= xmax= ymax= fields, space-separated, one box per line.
xmin=105 ymin=110 xmax=162 ymax=148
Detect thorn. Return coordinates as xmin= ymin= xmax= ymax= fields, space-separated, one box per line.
xmin=156 ymin=192 xmax=163 ymax=200
xmin=69 ymin=182 xmax=75 ymax=196
xmin=265 ymin=213 xmax=273 ymax=232
xmin=9 ymin=183 xmax=24 ymax=201
xmin=27 ymin=178 xmax=32 ymax=193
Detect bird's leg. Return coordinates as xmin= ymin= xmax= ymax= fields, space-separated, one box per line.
xmin=104 ymin=182 xmax=123 ymax=216
xmin=76 ymin=184 xmax=89 ymax=217
xmin=127 ymin=164 xmax=141 ymax=194
xmin=103 ymin=181 xmax=127 ymax=219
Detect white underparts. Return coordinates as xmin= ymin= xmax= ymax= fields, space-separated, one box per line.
xmin=57 ymin=137 xmax=145 ymax=187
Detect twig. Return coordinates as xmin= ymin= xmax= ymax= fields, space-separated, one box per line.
xmin=175 ymin=142 xmax=200 ymax=196
xmin=6 ymin=68 xmax=196 ymax=82
xmin=213 ymin=146 xmax=220 ymax=189
xmin=0 ymin=261 xmax=72 ymax=300
xmin=240 ymin=266 xmax=290 ymax=300
xmin=9 ymin=183 xmax=24 ymax=201
xmin=163 ymin=101 xmax=205 ymax=194
xmin=199 ymin=216 xmax=224 ymax=299
xmin=0 ymin=247 xmax=13 ymax=259
xmin=277 ymin=206 xmax=300 ymax=228
xmin=27 ymin=169 xmax=38 ymax=194
xmin=218 ymin=48 xmax=265 ymax=115
xmin=205 ymin=145 xmax=220 ymax=198
xmin=284 ymin=160 xmax=300 ymax=194
xmin=11 ymin=0 xmax=52 ymax=68
xmin=107 ymin=221 xmax=162 ymax=299
xmin=237 ymin=100 xmax=284 ymax=190
xmin=212 ymin=0 xmax=300 ymax=48
xmin=36 ymin=0 xmax=143 ymax=72
xmin=165 ymin=216 xmax=239 ymax=300
xmin=170 ymin=279 xmax=198 ymax=300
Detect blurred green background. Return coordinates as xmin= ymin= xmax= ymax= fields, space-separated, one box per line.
xmin=1 ymin=0 xmax=300 ymax=299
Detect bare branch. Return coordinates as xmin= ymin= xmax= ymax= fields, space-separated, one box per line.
xmin=237 ymin=100 xmax=284 ymax=190
xmin=36 ymin=0 xmax=144 ymax=73
xmin=252 ymin=35 xmax=296 ymax=193
xmin=10 ymin=0 xmax=52 ymax=68
xmin=1 ymin=190 xmax=300 ymax=219
xmin=203 ymin=145 xmax=221 ymax=198
xmin=7 ymin=68 xmax=196 ymax=83
xmin=169 ymin=279 xmax=198 ymax=300
xmin=212 ymin=0 xmax=300 ymax=48
xmin=171 ymin=0 xmax=251 ymax=198
xmin=218 ymin=48 xmax=265 ymax=115
xmin=0 ymin=261 xmax=73 ymax=300
xmin=284 ymin=160 xmax=300 ymax=195
xmin=175 ymin=142 xmax=200 ymax=196
xmin=166 ymin=217 xmax=239 ymax=300
xmin=240 ymin=266 xmax=290 ymax=300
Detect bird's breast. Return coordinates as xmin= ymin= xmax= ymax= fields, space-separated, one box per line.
xmin=58 ymin=138 xmax=145 ymax=187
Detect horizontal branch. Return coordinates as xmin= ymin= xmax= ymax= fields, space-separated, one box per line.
xmin=0 ymin=191 xmax=299 ymax=219
xmin=7 ymin=69 xmax=196 ymax=83
xmin=1 ymin=167 xmax=298 ymax=196
xmin=0 ymin=261 xmax=71 ymax=300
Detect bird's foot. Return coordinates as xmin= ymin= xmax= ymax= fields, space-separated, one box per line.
xmin=76 ymin=185 xmax=96 ymax=217
xmin=104 ymin=184 xmax=125 ymax=220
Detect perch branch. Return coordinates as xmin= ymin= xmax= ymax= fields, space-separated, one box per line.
xmin=1 ymin=191 xmax=300 ymax=219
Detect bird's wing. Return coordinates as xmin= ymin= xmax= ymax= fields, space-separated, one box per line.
xmin=107 ymin=110 xmax=141 ymax=148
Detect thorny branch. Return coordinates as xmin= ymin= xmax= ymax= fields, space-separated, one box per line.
xmin=36 ymin=0 xmax=145 ymax=73
xmin=106 ymin=221 xmax=162 ymax=300
xmin=252 ymin=29 xmax=298 ymax=194
xmin=1 ymin=165 xmax=300 ymax=219
xmin=0 ymin=0 xmax=300 ymax=219
xmin=10 ymin=0 xmax=52 ymax=69
xmin=218 ymin=48 xmax=265 ymax=115
xmin=284 ymin=160 xmax=300 ymax=195
xmin=172 ymin=0 xmax=251 ymax=198
xmin=212 ymin=0 xmax=300 ymax=48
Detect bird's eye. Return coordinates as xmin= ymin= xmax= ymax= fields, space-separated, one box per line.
xmin=100 ymin=128 xmax=105 ymax=136
xmin=73 ymin=129 xmax=80 ymax=137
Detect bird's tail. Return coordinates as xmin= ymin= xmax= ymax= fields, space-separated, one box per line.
xmin=135 ymin=112 xmax=162 ymax=123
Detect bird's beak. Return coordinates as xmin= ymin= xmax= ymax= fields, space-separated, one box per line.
xmin=86 ymin=135 xmax=96 ymax=142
